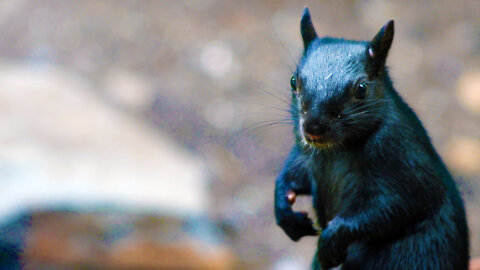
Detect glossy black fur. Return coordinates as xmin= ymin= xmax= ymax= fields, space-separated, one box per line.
xmin=0 ymin=212 xmax=31 ymax=269
xmin=274 ymin=8 xmax=469 ymax=270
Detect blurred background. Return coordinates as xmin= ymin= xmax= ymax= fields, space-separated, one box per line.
xmin=0 ymin=0 xmax=479 ymax=269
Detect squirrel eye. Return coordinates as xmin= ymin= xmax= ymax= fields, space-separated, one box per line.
xmin=355 ymin=82 xmax=368 ymax=99
xmin=290 ymin=76 xmax=297 ymax=91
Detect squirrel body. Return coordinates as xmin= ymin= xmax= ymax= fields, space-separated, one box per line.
xmin=274 ymin=8 xmax=469 ymax=270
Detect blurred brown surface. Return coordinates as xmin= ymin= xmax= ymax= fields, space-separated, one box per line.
xmin=471 ymin=257 xmax=480 ymax=270
xmin=0 ymin=1 xmax=478 ymax=269
xmin=23 ymin=212 xmax=234 ymax=270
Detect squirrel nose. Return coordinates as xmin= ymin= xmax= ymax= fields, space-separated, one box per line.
xmin=303 ymin=119 xmax=327 ymax=139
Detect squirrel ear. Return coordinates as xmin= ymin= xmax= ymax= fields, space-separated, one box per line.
xmin=367 ymin=20 xmax=394 ymax=77
xmin=301 ymin=7 xmax=317 ymax=50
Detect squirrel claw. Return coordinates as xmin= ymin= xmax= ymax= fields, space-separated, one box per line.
xmin=286 ymin=190 xmax=297 ymax=205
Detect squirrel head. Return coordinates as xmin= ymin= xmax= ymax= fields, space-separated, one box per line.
xmin=292 ymin=7 xmax=394 ymax=150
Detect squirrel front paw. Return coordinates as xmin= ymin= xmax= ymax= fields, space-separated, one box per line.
xmin=277 ymin=211 xmax=318 ymax=241
xmin=317 ymin=226 xmax=347 ymax=268
xmin=275 ymin=190 xmax=317 ymax=241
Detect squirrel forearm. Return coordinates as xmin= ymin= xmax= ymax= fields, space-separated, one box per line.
xmin=274 ymin=147 xmax=317 ymax=241
xmin=327 ymin=182 xmax=441 ymax=243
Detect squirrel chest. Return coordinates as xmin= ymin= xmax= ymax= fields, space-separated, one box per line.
xmin=307 ymin=151 xmax=362 ymax=227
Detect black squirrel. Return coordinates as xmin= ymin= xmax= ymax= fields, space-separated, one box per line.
xmin=274 ymin=7 xmax=469 ymax=270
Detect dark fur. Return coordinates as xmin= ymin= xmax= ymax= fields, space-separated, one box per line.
xmin=0 ymin=212 xmax=31 ymax=269
xmin=274 ymin=8 xmax=469 ymax=270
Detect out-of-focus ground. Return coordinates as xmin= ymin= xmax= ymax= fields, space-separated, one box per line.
xmin=0 ymin=1 xmax=479 ymax=269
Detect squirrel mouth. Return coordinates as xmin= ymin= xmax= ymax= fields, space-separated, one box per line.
xmin=304 ymin=133 xmax=325 ymax=142
xmin=304 ymin=133 xmax=335 ymax=148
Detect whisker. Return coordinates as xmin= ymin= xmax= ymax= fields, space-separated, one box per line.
xmin=343 ymin=110 xmax=376 ymax=119
xmin=227 ymin=118 xmax=294 ymax=148
xmin=244 ymin=80 xmax=292 ymax=105
xmin=275 ymin=33 xmax=298 ymax=70
xmin=343 ymin=99 xmax=390 ymax=114
xmin=237 ymin=100 xmax=293 ymax=115
xmin=236 ymin=118 xmax=295 ymax=137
